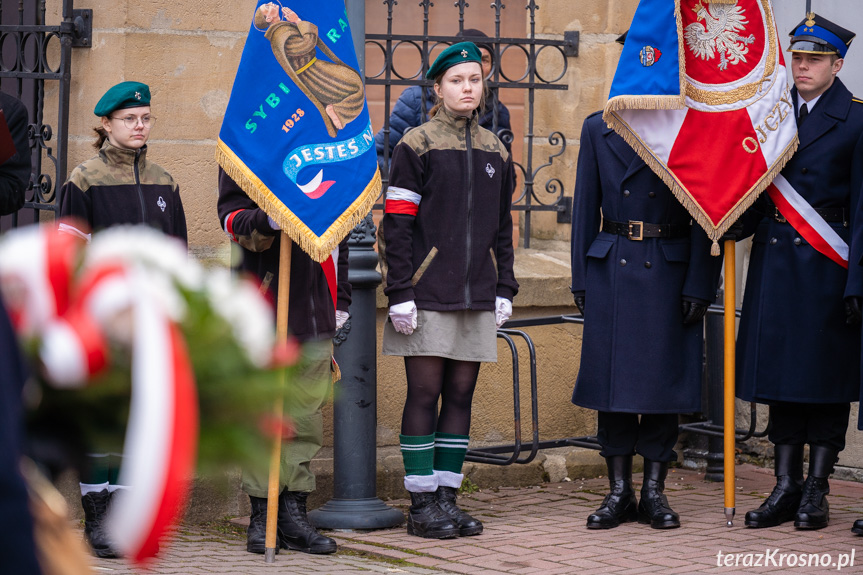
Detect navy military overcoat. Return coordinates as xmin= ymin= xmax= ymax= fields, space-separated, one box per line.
xmin=570 ymin=112 xmax=720 ymax=414
xmin=737 ymin=79 xmax=863 ymax=406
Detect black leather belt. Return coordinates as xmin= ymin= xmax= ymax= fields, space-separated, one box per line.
xmin=774 ymin=206 xmax=847 ymax=224
xmin=601 ymin=219 xmax=691 ymax=241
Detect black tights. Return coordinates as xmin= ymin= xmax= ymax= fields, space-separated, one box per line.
xmin=401 ymin=356 xmax=481 ymax=437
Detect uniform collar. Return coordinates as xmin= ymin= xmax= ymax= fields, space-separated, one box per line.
xmin=99 ymin=138 xmax=148 ymax=166
xmin=437 ymin=105 xmax=479 ymax=130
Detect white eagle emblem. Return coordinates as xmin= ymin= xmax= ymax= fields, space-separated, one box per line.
xmin=485 ymin=163 xmax=495 ymax=178
xmin=684 ymin=0 xmax=756 ymax=71
xmin=157 ymin=196 xmax=167 ymax=212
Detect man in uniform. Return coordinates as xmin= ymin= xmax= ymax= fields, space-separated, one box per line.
xmin=217 ymin=168 xmax=350 ymax=554
xmin=570 ymin=33 xmax=721 ymax=532
xmin=737 ymin=13 xmax=863 ymax=531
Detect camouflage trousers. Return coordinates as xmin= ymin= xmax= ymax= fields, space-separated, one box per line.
xmin=242 ymin=340 xmax=332 ymax=497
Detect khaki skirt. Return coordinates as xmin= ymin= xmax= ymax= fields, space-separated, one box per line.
xmin=382 ymin=309 xmax=497 ymax=362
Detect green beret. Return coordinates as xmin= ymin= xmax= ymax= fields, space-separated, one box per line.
xmin=426 ymin=42 xmax=482 ymax=80
xmin=94 ymin=81 xmax=151 ymax=117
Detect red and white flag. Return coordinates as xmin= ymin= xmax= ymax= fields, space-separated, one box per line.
xmin=605 ymin=0 xmax=797 ymax=253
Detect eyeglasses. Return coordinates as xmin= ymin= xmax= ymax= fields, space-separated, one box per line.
xmin=110 ymin=114 xmax=155 ymax=129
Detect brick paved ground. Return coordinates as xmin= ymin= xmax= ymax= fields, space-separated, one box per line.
xmin=89 ymin=464 xmax=863 ymax=574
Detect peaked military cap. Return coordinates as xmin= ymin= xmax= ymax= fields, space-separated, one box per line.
xmin=94 ymin=81 xmax=151 ymax=117
xmin=789 ymin=12 xmax=855 ymax=58
xmin=426 ymin=42 xmax=482 ymax=80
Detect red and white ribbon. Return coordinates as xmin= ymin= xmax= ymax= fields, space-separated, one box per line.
xmin=767 ymin=174 xmax=849 ymax=269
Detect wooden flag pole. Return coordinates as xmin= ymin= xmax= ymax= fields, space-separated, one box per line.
xmin=265 ymin=233 xmax=293 ymax=563
xmin=723 ymin=239 xmax=736 ymax=526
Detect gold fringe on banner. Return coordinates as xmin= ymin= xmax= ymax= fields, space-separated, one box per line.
xmin=215 ymin=140 xmax=380 ymax=263
xmin=707 ymin=0 xmax=739 ymax=4
xmin=603 ymin=111 xmax=799 ymax=255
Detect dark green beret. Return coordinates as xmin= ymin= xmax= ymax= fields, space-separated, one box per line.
xmin=94 ymin=81 xmax=151 ymax=117
xmin=426 ymin=42 xmax=482 ymax=80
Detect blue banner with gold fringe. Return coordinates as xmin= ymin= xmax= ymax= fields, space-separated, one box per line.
xmin=216 ymin=1 xmax=379 ymax=262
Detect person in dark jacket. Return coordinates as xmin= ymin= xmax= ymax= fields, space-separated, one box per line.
xmin=570 ymin=106 xmax=720 ymax=530
xmin=0 ymin=92 xmax=32 ymax=216
xmin=57 ymin=81 xmax=187 ymax=559
xmin=217 ymin=167 xmax=349 ymax=555
xmin=59 ymin=81 xmax=187 ymax=244
xmin=737 ymin=14 xmax=863 ymax=532
xmin=382 ymin=42 xmax=518 ymax=540
xmin=374 ymin=29 xmax=513 ymax=173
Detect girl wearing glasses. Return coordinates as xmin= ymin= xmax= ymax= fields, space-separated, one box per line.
xmin=57 ymin=81 xmax=187 ymax=559
xmin=59 ymin=81 xmax=187 ymax=244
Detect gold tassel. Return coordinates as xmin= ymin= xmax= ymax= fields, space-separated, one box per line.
xmin=711 ymin=240 xmax=720 ymax=256
xmin=215 ymin=141 xmax=381 ymax=263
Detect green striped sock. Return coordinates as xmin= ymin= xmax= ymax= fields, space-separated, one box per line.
xmin=400 ymin=434 xmax=435 ymax=477
xmin=433 ymin=432 xmax=469 ymax=474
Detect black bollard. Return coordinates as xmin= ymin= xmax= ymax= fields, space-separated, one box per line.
xmin=309 ymin=214 xmax=404 ymax=529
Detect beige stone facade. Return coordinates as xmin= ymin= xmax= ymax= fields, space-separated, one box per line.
xmin=44 ymin=1 xmax=858 ymax=475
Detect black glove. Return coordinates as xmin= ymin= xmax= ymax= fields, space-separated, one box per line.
xmin=846 ymin=297 xmax=862 ymax=326
xmin=573 ymin=293 xmax=585 ymax=316
xmin=682 ymin=299 xmax=708 ymax=325
xmin=721 ymin=219 xmax=745 ymax=242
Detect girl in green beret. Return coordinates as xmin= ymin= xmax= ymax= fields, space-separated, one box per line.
xmin=381 ymin=42 xmax=518 ymax=539
xmin=58 ymin=81 xmax=187 ymax=559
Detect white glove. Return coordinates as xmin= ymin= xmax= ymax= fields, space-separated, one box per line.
xmin=495 ymin=297 xmax=512 ymax=328
xmin=335 ymin=310 xmax=349 ymax=330
xmin=267 ymin=216 xmax=281 ymax=230
xmin=389 ymin=300 xmax=417 ymax=335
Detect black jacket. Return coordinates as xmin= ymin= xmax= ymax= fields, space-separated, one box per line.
xmin=0 ymin=92 xmax=31 ymax=216
xmin=59 ymin=141 xmax=187 ymax=243
xmin=217 ymin=168 xmax=350 ymax=343
xmin=382 ymin=106 xmax=518 ymax=311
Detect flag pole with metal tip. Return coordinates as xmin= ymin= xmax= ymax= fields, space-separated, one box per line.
xmin=724 ymin=239 xmax=736 ymax=526
xmin=265 ymin=233 xmax=293 ymax=562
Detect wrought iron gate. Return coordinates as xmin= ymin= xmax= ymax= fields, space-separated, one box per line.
xmin=0 ymin=0 xmax=90 ymax=230
xmin=367 ymin=0 xmax=573 ymax=247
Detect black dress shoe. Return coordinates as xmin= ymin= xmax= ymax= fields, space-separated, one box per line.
xmin=587 ymin=455 xmax=638 ymax=529
xmin=852 ymin=519 xmax=863 ymax=535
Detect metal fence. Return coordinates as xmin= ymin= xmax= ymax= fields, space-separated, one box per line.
xmin=367 ymin=0 xmax=573 ymax=247
xmin=0 ymin=0 xmax=90 ymax=230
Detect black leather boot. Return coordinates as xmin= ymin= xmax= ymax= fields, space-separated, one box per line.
xmin=794 ymin=445 xmax=837 ymax=530
xmin=407 ymin=491 xmax=460 ymax=539
xmin=246 ymin=496 xmax=278 ymax=554
xmin=436 ymin=486 xmax=483 ymax=536
xmin=744 ymin=444 xmax=804 ymax=528
xmin=852 ymin=519 xmax=863 ymax=535
xmin=587 ymin=455 xmax=637 ymax=529
xmin=637 ymin=460 xmax=680 ymax=529
xmin=81 ymin=489 xmax=119 ymax=558
xmin=277 ymin=491 xmax=337 ymax=554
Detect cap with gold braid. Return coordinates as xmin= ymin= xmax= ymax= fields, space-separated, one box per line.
xmin=789 ymin=12 xmax=855 ymax=58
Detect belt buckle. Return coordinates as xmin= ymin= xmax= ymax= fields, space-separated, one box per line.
xmin=774 ymin=208 xmax=787 ymax=224
xmin=628 ymin=220 xmax=643 ymax=241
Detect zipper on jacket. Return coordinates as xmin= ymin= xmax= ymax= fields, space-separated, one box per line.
xmin=134 ymin=149 xmax=147 ymax=223
xmin=464 ymin=118 xmax=473 ymax=309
